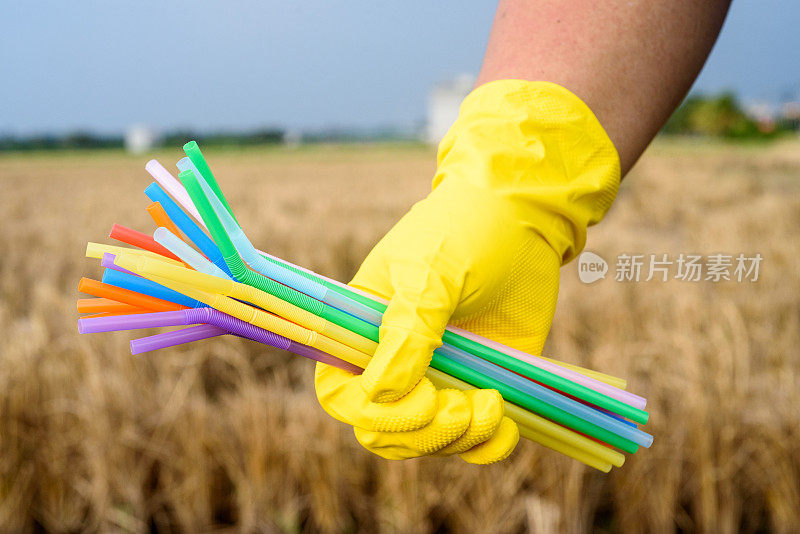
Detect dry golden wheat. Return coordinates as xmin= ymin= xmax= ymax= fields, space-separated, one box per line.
xmin=0 ymin=140 xmax=798 ymax=533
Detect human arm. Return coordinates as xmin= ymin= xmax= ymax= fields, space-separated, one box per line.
xmin=478 ymin=0 xmax=731 ymax=173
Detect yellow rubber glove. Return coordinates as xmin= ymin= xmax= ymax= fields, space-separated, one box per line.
xmin=315 ymin=80 xmax=620 ymax=464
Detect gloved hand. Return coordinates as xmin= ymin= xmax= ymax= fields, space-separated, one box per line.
xmin=315 ymin=80 xmax=620 ymax=463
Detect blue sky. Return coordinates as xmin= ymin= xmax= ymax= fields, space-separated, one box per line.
xmin=1 ymin=0 xmax=797 ymax=135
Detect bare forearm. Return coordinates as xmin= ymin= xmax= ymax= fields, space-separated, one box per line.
xmin=478 ymin=0 xmax=731 ymax=174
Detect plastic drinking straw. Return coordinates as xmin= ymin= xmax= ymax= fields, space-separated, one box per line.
xmin=126 ymin=311 xmax=362 ymax=374
xmin=80 ymin=309 xmax=192 ymax=332
xmin=146 ymin=201 xmax=184 ymax=241
xmin=78 ymin=277 xmax=187 ymax=312
xmin=79 ymin=307 xmax=353 ymax=373
xmin=118 ymin=253 xmax=642 ymax=452
xmin=132 ymin=253 xmax=653 ymax=448
xmin=82 ymin=312 xmax=119 ymax=319
xmin=100 ymin=253 xmax=139 ymax=277
xmin=86 ymin=242 xmax=183 ymax=267
xmin=77 ymin=298 xmax=149 ymax=315
xmin=131 ymin=324 xmax=226 ymax=354
xmin=101 ymin=269 xmax=204 ymax=309
xmin=538 ymin=356 xmax=625 ymax=390
xmin=109 ymin=224 xmax=183 ymax=262
xmin=446 ymin=324 xmax=644 ymax=409
xmin=436 ymin=341 xmax=652 ymax=447
xmin=173 ymin=277 xmax=373 ymax=368
xmin=529 ymin=380 xmax=639 ymax=429
xmin=146 ymin=159 xmax=207 ymax=227
xmin=144 ymin=182 xmax=232 ymax=277
xmin=184 ymin=141 xmax=237 ymax=222
xmin=178 ymin=166 xmax=649 ymax=426
xmin=153 ymin=228 xmax=231 ymax=279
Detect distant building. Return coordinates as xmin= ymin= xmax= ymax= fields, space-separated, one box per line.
xmin=426 ymin=74 xmax=475 ymax=144
xmin=743 ymin=98 xmax=800 ymax=134
xmin=124 ymin=125 xmax=158 ymax=154
xmin=743 ymin=101 xmax=777 ymax=133
xmin=780 ymin=101 xmax=800 ymax=131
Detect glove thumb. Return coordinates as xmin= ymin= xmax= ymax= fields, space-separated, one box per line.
xmin=351 ymin=211 xmax=463 ymax=403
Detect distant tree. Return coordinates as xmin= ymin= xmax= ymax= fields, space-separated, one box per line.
xmin=663 ymin=92 xmax=762 ymax=138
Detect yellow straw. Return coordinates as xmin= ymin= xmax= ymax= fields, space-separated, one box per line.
xmin=86 ymin=242 xmax=183 ymax=267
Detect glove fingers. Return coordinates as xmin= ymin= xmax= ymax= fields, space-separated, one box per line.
xmin=314 ymin=362 xmax=438 ymax=432
xmin=435 ymin=389 xmax=505 ymax=456
xmin=353 ymin=389 xmax=471 ymax=460
xmin=459 ymin=417 xmax=519 ymax=465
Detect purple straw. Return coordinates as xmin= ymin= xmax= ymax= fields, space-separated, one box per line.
xmin=183 ymin=308 xmax=361 ymax=372
xmin=101 ymin=253 xmax=138 ymax=276
xmin=78 ymin=310 xmax=188 ymax=333
xmin=131 ymin=324 xmax=226 ymax=354
xmin=285 ymin=340 xmax=361 ymax=371
xmin=80 ymin=307 xmax=361 ymax=373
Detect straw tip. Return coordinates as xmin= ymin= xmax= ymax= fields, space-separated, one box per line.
xmin=183 ymin=140 xmax=198 ymax=151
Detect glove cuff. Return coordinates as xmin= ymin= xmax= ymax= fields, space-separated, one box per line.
xmin=433 ymin=79 xmax=621 ymax=264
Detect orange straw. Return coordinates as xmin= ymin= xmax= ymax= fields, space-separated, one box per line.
xmin=109 ymin=224 xmax=182 ymax=262
xmin=77 ymin=297 xmax=151 ymax=315
xmin=146 ymin=202 xmax=186 ymax=242
xmin=78 ymin=277 xmax=187 ymax=312
xmin=83 ymin=312 xmax=123 ymax=319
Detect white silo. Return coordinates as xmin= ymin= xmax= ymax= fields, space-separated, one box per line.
xmin=426 ymin=74 xmax=475 ymax=145
xmin=124 ymin=125 xmax=158 ymax=154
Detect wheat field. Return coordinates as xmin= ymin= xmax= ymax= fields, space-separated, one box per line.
xmin=0 ymin=140 xmax=798 ymax=533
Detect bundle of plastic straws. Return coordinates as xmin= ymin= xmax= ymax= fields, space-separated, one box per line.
xmin=77 ymin=141 xmax=652 ymax=472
